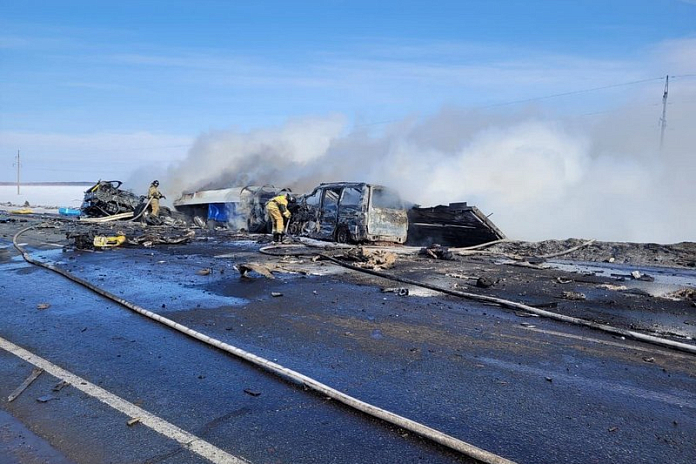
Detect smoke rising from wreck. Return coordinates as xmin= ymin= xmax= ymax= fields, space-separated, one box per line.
xmin=164 ymin=98 xmax=695 ymax=244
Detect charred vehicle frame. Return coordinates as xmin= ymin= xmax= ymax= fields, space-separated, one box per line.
xmin=81 ymin=180 xmax=146 ymax=217
xmin=288 ymin=182 xmax=408 ymax=244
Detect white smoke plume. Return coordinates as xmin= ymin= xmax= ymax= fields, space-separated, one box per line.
xmin=163 ymin=87 xmax=696 ymax=244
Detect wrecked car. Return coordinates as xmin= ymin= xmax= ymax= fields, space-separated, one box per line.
xmin=174 ymin=185 xmax=291 ymax=231
xmin=81 ymin=180 xmax=146 ymax=217
xmin=289 ymin=182 xmax=408 ymax=244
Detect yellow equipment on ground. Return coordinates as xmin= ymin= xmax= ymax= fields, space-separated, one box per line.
xmin=93 ymin=235 xmax=126 ymax=248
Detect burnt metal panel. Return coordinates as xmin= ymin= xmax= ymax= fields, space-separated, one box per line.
xmin=406 ymin=203 xmax=505 ymax=247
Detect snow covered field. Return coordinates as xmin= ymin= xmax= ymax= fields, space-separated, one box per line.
xmin=0 ymin=184 xmax=88 ymax=210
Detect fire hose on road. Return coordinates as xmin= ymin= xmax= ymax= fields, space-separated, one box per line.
xmin=12 ymin=224 xmax=518 ymax=464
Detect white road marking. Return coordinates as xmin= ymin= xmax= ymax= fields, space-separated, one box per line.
xmin=0 ymin=335 xmax=250 ymax=464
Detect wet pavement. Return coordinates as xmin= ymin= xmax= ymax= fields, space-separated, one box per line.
xmin=0 ymin=220 xmax=695 ymax=464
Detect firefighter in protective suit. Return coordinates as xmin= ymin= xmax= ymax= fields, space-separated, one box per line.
xmin=265 ymin=193 xmax=295 ymax=243
xmin=148 ymin=180 xmax=165 ymax=217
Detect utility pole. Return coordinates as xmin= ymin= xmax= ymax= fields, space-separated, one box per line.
xmin=659 ymin=75 xmax=669 ymax=151
xmin=14 ymin=150 xmax=21 ymax=195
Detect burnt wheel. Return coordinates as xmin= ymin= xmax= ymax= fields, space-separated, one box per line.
xmin=335 ymin=225 xmax=351 ymax=244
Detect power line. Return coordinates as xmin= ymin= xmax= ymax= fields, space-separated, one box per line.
xmin=354 ymin=76 xmax=668 ymax=127
xmin=478 ymin=76 xmax=666 ymax=109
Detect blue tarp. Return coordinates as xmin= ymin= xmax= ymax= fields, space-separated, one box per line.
xmin=207 ymin=203 xmax=231 ymax=222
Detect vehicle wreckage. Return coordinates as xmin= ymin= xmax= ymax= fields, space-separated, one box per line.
xmin=81 ymin=180 xmax=145 ymax=217
xmin=77 ymin=179 xmax=504 ymax=247
xmin=288 ymin=182 xmax=409 ymax=244
xmin=172 ymin=181 xmax=504 ymax=247
xmin=174 ymin=185 xmax=291 ymax=231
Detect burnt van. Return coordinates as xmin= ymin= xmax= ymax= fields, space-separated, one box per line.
xmin=289 ymin=182 xmax=408 ymax=244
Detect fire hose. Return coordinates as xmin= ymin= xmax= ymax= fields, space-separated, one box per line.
xmin=12 ymin=225 xmax=518 ymax=464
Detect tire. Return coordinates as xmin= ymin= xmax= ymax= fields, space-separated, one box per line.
xmin=335 ymin=225 xmax=351 ymax=244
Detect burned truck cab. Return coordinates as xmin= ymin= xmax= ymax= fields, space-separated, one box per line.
xmin=291 ymin=182 xmax=408 ymax=244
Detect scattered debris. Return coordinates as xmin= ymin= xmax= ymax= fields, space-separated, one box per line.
xmin=244 ymin=389 xmax=261 ymax=397
xmin=271 ymin=292 xmax=283 ymax=297
xmin=642 ymin=357 xmax=655 ymax=363
xmin=545 ymin=377 xmax=553 ymax=383
xmin=127 ymin=230 xmax=195 ymax=247
xmin=555 ymin=277 xmax=573 ymax=284
xmin=68 ymin=227 xmax=195 ymax=250
xmin=36 ymin=395 xmax=58 ymax=403
xmin=476 ymin=277 xmax=495 ymax=288
xmin=608 ymin=426 xmax=618 ymax=433
xmin=597 ymin=284 xmax=628 ymax=291
xmin=561 ymin=291 xmax=586 ymax=301
xmin=93 ymin=235 xmax=126 ymax=249
xmin=36 ymin=303 xmax=51 ymax=310
xmin=7 ymin=368 xmax=44 ymax=402
xmin=382 ymin=287 xmax=410 ymax=296
xmin=238 ymin=262 xmax=276 ymax=279
xmin=419 ymin=244 xmax=454 ymax=260
xmin=631 ymin=271 xmax=655 ymax=282
xmin=52 ymin=380 xmax=70 ymax=392
xmin=127 ymin=417 xmax=141 ymax=426
xmin=342 ymin=247 xmax=397 ymax=270
xmin=446 ymin=272 xmax=474 ymax=280
xmin=196 ymin=268 xmax=212 ymax=276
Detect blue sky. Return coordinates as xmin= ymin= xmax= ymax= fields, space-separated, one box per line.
xmin=1 ymin=0 xmax=695 ymax=182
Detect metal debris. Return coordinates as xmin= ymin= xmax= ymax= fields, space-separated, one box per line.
xmin=238 ymin=262 xmax=276 ymax=279
xmin=52 ymin=380 xmax=70 ymax=392
xmin=561 ymin=291 xmax=586 ymax=301
xmin=419 ymin=244 xmax=454 ymax=260
xmin=382 ymin=287 xmax=410 ymax=296
xmin=8 ymin=368 xmax=44 ymax=402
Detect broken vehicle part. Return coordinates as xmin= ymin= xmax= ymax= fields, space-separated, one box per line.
xmin=93 ymin=235 xmax=126 ymax=249
xmin=407 ymin=202 xmax=505 ymax=247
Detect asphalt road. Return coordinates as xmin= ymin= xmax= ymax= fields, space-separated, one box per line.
xmin=1 ymin=225 xmax=695 ymax=464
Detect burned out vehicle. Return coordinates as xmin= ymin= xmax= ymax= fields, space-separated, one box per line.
xmin=81 ymin=180 xmax=145 ymax=217
xmin=174 ymin=185 xmax=291 ymax=231
xmin=289 ymin=182 xmax=408 ymax=243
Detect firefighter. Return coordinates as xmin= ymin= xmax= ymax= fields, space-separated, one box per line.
xmin=265 ymin=193 xmax=296 ymax=243
xmin=148 ymin=180 xmax=165 ymax=217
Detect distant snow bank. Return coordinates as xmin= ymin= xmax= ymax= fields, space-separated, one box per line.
xmin=0 ymin=185 xmax=87 ymax=209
